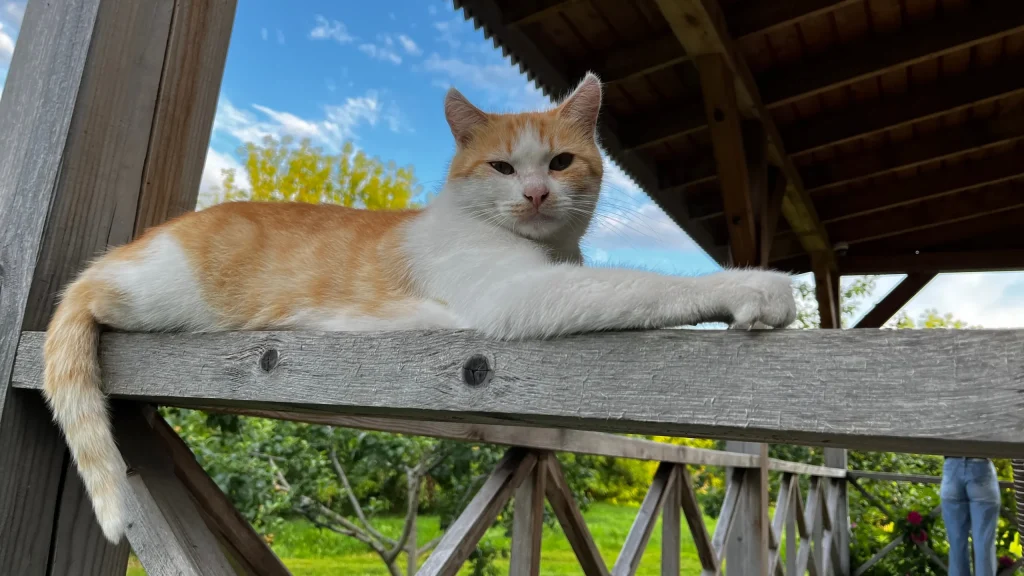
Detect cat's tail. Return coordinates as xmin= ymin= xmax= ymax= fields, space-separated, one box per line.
xmin=43 ymin=276 xmax=128 ymax=543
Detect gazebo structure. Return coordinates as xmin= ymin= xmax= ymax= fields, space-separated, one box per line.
xmin=0 ymin=0 xmax=1022 ymax=575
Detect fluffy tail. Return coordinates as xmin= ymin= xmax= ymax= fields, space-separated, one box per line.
xmin=42 ymin=278 xmax=127 ymax=543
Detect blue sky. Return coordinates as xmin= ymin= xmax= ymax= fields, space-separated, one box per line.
xmin=2 ymin=0 xmax=1023 ymax=327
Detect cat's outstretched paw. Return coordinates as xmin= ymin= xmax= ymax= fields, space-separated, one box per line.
xmin=714 ymin=269 xmax=797 ymax=330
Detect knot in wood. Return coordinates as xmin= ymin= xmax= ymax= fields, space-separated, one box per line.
xmin=260 ymin=349 xmax=279 ymax=372
xmin=462 ymin=354 xmax=493 ymax=387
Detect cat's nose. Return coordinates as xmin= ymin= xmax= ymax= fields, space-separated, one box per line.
xmin=523 ymin=186 xmax=549 ymax=208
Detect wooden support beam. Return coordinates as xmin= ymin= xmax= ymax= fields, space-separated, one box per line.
xmin=823 ymin=451 xmax=850 ymax=574
xmin=150 ymin=413 xmax=290 ymax=576
xmin=837 ymin=249 xmax=1024 ymax=275
xmin=697 ymin=54 xmax=758 ymax=267
xmin=802 ymin=110 xmax=1024 ymax=193
xmin=0 ymin=0 xmax=233 ymax=572
xmin=758 ymin=1 xmax=1024 ymax=107
xmin=813 ymin=256 xmax=841 ymax=329
xmin=660 ymin=466 xmax=681 ymax=576
xmin=784 ymin=59 xmax=1024 ymax=156
xmin=848 ymin=469 xmax=1015 ymax=490
xmin=725 ymin=442 xmax=769 ymax=576
xmin=510 ymin=452 xmax=547 ymax=576
xmin=569 ymin=35 xmax=691 ymax=87
xmin=852 ymin=273 xmax=937 ymax=329
xmin=114 ymin=404 xmax=235 ymax=576
xmin=13 ymin=329 xmax=1024 ymax=457
xmin=730 ymin=0 xmax=860 ymax=39
xmin=711 ymin=469 xmax=744 ymax=565
xmin=678 ymin=466 xmax=717 ymax=572
xmin=612 ymin=462 xmax=676 ymax=576
xmin=504 ymin=0 xmax=576 ymax=28
xmin=618 ymin=101 xmax=706 ymax=152
xmin=545 ymin=457 xmax=610 ymax=576
xmin=419 ymin=449 xmax=537 ymax=576
xmin=760 ymin=168 xmax=787 ymax=267
xmin=652 ymin=0 xmax=835 ymax=267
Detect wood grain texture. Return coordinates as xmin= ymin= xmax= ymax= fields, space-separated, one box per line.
xmin=150 ymin=414 xmax=291 ymax=576
xmin=611 ymin=462 xmax=675 ymax=576
xmin=419 ymin=449 xmax=536 ymax=576
xmin=725 ymin=442 xmax=768 ymax=576
xmin=823 ymin=450 xmax=850 ymax=574
xmin=544 ymin=457 xmax=609 ymax=576
xmin=114 ymin=404 xmax=236 ymax=576
xmin=660 ymin=465 xmax=681 ymax=576
xmin=678 ymin=466 xmax=717 ymax=572
xmin=134 ymin=0 xmax=237 ymax=232
xmin=48 ymin=468 xmax=132 ymax=576
xmin=16 ymin=328 xmax=1024 ymax=456
xmin=191 ymin=410 xmax=762 ymax=469
xmin=510 ymin=452 xmax=547 ymax=576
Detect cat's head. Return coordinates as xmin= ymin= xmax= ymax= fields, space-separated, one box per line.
xmin=443 ymin=72 xmax=604 ymax=241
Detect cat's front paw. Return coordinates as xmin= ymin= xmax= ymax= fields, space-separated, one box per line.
xmin=715 ymin=269 xmax=797 ymax=330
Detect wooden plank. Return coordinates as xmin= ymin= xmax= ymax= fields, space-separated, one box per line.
xmin=419 ymin=449 xmax=537 ymax=576
xmin=510 ymin=452 xmax=547 ymax=576
xmin=133 ymin=0 xmax=237 ymax=233
xmin=505 ymin=0 xmax=577 ymax=27
xmin=849 ymin=469 xmax=1015 ymax=489
xmin=823 ymin=450 xmax=849 ymax=574
xmin=758 ymin=1 xmax=1024 ymax=107
xmin=114 ymin=404 xmax=235 ymax=576
xmin=759 ymin=168 xmax=786 ymax=267
xmin=729 ymin=0 xmax=860 ymax=39
xmin=661 ymin=466 xmax=681 ymax=576
xmin=190 ymin=410 xmax=761 ymax=469
xmin=711 ymin=469 xmax=744 ymax=565
xmin=852 ymin=273 xmax=937 ymax=329
xmin=793 ymin=479 xmax=821 ymax=576
xmin=678 ymin=466 xmax=717 ymax=572
xmin=617 ymin=101 xmax=706 ymax=152
xmin=697 ymin=53 xmax=758 ymax=266
xmin=802 ymin=109 xmax=1024 ymax=193
xmin=837 ymin=249 xmax=1024 ymax=275
xmin=150 ymin=414 xmax=290 ymax=576
xmin=570 ymin=34 xmax=691 ymax=87
xmin=612 ymin=462 xmax=676 ymax=576
xmin=725 ymin=442 xmax=768 ymax=576
xmin=652 ymin=0 xmax=836 ymax=264
xmin=852 ymin=535 xmax=904 ymax=576
xmin=768 ymin=475 xmax=792 ymax=574
xmin=13 ymin=329 xmax=1024 ymax=457
xmin=813 ymin=257 xmax=840 ymax=329
xmin=783 ymin=59 xmax=1024 ymax=156
xmin=545 ymin=457 xmax=610 ymax=576
xmin=767 ymin=458 xmax=846 ymax=479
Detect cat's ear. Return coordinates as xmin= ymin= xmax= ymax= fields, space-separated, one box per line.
xmin=445 ymin=87 xmax=488 ymax=146
xmin=557 ymin=72 xmax=602 ymax=131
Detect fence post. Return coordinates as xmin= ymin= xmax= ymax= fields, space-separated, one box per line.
xmin=825 ymin=448 xmax=850 ymax=574
xmin=725 ymin=441 xmax=769 ymax=575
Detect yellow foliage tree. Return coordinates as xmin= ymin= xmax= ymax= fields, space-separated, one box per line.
xmin=218 ymin=135 xmax=420 ymax=209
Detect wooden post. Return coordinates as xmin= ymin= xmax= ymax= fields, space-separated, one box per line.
xmin=510 ymin=452 xmax=547 ymax=576
xmin=0 ymin=0 xmax=235 ymax=573
xmin=661 ymin=465 xmax=681 ymax=576
xmin=826 ymin=454 xmax=850 ymax=574
xmin=724 ymin=442 xmax=769 ymax=575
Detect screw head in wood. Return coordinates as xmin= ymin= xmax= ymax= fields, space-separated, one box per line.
xmin=462 ymin=354 xmax=493 ymax=387
xmin=260 ymin=349 xmax=279 ymax=372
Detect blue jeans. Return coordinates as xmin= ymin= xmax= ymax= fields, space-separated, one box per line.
xmin=941 ymin=457 xmax=1001 ymax=576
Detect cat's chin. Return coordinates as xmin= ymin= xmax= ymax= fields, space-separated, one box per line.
xmin=508 ymin=215 xmax=567 ymax=240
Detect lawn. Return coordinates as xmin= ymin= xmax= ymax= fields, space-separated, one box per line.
xmin=125 ymin=503 xmax=717 ymax=575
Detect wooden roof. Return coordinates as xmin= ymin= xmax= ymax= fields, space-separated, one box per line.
xmin=455 ymin=0 xmax=1024 ymax=276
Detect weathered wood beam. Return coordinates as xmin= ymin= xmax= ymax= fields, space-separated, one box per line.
xmin=510 ymin=452 xmax=547 ymax=576
xmin=569 ymin=35 xmax=691 ymax=87
xmin=618 ymin=101 xmax=706 ymax=152
xmin=455 ymin=0 xmax=723 ymax=262
xmin=837 ymin=249 xmax=1024 ymax=275
xmin=661 ymin=466 xmax=681 ymax=576
xmin=768 ymin=475 xmax=792 ymax=574
xmin=724 ymin=442 xmax=769 ymax=576
xmin=803 ymin=106 xmax=1024 ymax=193
xmin=813 ymin=255 xmax=840 ymax=329
xmin=848 ymin=469 xmax=1014 ymax=489
xmin=710 ymin=469 xmax=744 ymax=566
xmin=823 ymin=451 xmax=850 ymax=573
xmin=419 ymin=449 xmax=537 ymax=576
xmin=678 ymin=466 xmax=717 ymax=572
xmin=729 ymin=0 xmax=860 ymax=39
xmin=759 ymin=168 xmax=787 ymax=267
xmin=612 ymin=463 xmax=676 ymax=576
xmin=114 ymin=404 xmax=235 ymax=576
xmin=852 ymin=273 xmax=937 ymax=329
xmin=150 ymin=413 xmax=290 ymax=576
xmin=545 ymin=457 xmax=610 ymax=576
xmin=199 ymin=409 xmax=762 ymax=469
xmin=784 ymin=59 xmax=1024 ymax=156
xmin=652 ymin=0 xmax=835 ymax=267
xmin=698 ymin=54 xmax=758 ymax=266
xmin=13 ymin=329 xmax=1024 ymax=457
xmin=758 ymin=1 xmax=1024 ymax=107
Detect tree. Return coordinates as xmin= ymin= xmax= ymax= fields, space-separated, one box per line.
xmin=216 ymin=134 xmax=421 ymax=209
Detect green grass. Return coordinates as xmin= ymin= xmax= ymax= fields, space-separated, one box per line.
xmin=125 ymin=503 xmax=717 ymax=575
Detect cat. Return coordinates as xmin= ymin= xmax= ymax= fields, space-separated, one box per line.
xmin=42 ymin=71 xmax=797 ymax=544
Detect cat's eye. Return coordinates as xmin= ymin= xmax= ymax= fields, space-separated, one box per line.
xmin=549 ymin=153 xmax=574 ymax=171
xmin=489 ymin=161 xmax=515 ymax=175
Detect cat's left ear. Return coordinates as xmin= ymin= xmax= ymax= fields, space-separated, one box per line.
xmin=557 ymin=72 xmax=602 ymax=130
xmin=445 ymin=87 xmax=489 ymax=147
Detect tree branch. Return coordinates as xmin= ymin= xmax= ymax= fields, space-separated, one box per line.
xmin=328 ymin=441 xmax=395 ymax=546
xmin=417 ymin=536 xmax=442 ymax=558
xmin=386 ymin=466 xmax=423 ymax=564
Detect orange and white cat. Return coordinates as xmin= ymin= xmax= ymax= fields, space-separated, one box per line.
xmin=43 ymin=72 xmax=796 ymax=543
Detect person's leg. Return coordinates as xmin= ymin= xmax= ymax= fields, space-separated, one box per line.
xmin=967 ymin=459 xmax=1001 ymax=576
xmin=942 ymin=458 xmax=972 ymax=576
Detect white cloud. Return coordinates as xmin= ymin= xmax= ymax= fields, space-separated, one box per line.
xmin=423 ymin=53 xmax=549 ymax=111
xmin=0 ymin=22 xmax=14 ymax=66
xmin=310 ymin=15 xmax=352 ymax=43
xmin=212 ymin=92 xmax=393 ymax=151
xmin=397 ymin=34 xmax=421 ymax=56
xmin=276 ymin=29 xmax=285 ymax=45
xmin=899 ymin=272 xmax=1024 ymax=328
xmin=198 ymin=148 xmax=250 ymax=208
xmin=359 ymin=42 xmax=402 ymax=65
xmin=432 ymin=18 xmax=461 ymax=50
xmin=260 ymin=27 xmax=268 ymax=41
xmin=428 ymin=5 xmax=438 ymax=16
xmin=4 ymin=2 xmax=23 ymax=26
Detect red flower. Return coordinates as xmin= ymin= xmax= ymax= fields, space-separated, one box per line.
xmin=910 ymin=529 xmax=928 ymax=544
xmin=999 ymin=556 xmax=1014 ymax=567
xmin=906 ymin=511 xmax=923 ymax=525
